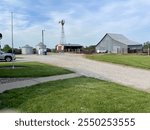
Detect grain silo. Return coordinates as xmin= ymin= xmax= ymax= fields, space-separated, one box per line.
xmin=21 ymin=44 xmax=33 ymax=55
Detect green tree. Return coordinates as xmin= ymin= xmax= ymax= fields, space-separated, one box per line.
xmin=143 ymin=41 xmax=150 ymax=55
xmin=2 ymin=44 xmax=12 ymax=53
xmin=143 ymin=41 xmax=150 ymax=49
xmin=83 ymin=45 xmax=96 ymax=54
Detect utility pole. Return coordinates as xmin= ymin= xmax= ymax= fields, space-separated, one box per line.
xmin=42 ymin=30 xmax=45 ymax=44
xmin=11 ymin=12 xmax=14 ymax=69
xmin=148 ymin=46 xmax=150 ymax=56
xmin=11 ymin=12 xmax=14 ymax=54
xmin=0 ymin=40 xmax=1 ymax=51
xmin=0 ymin=33 xmax=2 ymax=51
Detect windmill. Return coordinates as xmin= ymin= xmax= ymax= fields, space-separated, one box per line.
xmin=59 ymin=19 xmax=66 ymax=44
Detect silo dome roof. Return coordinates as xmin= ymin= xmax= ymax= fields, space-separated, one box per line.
xmin=36 ymin=42 xmax=46 ymax=46
xmin=22 ymin=44 xmax=33 ymax=48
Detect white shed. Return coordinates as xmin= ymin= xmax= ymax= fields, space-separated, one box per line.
xmin=21 ymin=45 xmax=33 ymax=55
xmin=36 ymin=42 xmax=47 ymax=55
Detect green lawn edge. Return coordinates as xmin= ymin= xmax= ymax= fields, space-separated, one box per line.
xmin=86 ymin=54 xmax=150 ymax=70
xmin=0 ymin=76 xmax=150 ymax=113
xmin=0 ymin=62 xmax=73 ymax=78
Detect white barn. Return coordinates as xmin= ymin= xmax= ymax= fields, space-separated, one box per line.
xmin=96 ymin=33 xmax=142 ymax=53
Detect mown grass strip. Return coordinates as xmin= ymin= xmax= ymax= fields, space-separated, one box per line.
xmin=86 ymin=54 xmax=150 ymax=69
xmin=0 ymin=62 xmax=72 ymax=77
xmin=0 ymin=77 xmax=150 ymax=113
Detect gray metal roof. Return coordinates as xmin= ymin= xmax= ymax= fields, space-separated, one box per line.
xmin=36 ymin=42 xmax=46 ymax=46
xmin=107 ymin=33 xmax=141 ymax=45
xmin=62 ymin=43 xmax=83 ymax=47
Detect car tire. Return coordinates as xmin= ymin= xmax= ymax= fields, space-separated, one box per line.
xmin=5 ymin=56 xmax=12 ymax=62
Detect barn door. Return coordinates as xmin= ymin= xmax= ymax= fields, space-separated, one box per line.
xmin=113 ymin=46 xmax=120 ymax=53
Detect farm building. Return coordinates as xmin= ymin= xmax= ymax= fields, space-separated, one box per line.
xmin=36 ymin=42 xmax=47 ymax=55
xmin=21 ymin=45 xmax=33 ymax=55
xmin=96 ymin=33 xmax=143 ymax=53
xmin=56 ymin=43 xmax=83 ymax=53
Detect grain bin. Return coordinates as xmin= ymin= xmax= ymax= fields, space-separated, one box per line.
xmin=21 ymin=45 xmax=33 ymax=55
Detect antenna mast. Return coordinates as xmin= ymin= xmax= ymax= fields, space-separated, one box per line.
xmin=59 ymin=20 xmax=66 ymax=44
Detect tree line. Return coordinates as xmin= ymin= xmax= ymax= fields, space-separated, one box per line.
xmin=1 ymin=44 xmax=21 ymax=54
xmin=1 ymin=42 xmax=150 ymax=54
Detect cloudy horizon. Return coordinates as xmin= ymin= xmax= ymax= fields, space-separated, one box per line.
xmin=0 ymin=0 xmax=150 ymax=48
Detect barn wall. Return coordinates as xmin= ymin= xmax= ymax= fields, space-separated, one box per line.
xmin=96 ymin=35 xmax=128 ymax=53
xmin=111 ymin=40 xmax=128 ymax=53
xmin=96 ymin=35 xmax=111 ymax=52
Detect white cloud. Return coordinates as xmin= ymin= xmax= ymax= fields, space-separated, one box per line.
xmin=2 ymin=0 xmax=26 ymax=7
xmin=1 ymin=0 xmax=150 ymax=48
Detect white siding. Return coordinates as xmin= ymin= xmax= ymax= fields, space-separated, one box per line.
xmin=96 ymin=35 xmax=128 ymax=53
xmin=36 ymin=43 xmax=47 ymax=55
xmin=22 ymin=48 xmax=33 ymax=55
xmin=21 ymin=45 xmax=33 ymax=55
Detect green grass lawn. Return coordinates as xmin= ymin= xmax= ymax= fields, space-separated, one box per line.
xmin=86 ymin=54 xmax=150 ymax=69
xmin=0 ymin=62 xmax=72 ymax=77
xmin=0 ymin=77 xmax=150 ymax=113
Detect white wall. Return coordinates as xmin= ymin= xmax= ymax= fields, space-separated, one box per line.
xmin=22 ymin=48 xmax=33 ymax=55
xmin=96 ymin=35 xmax=128 ymax=53
xmin=36 ymin=45 xmax=46 ymax=55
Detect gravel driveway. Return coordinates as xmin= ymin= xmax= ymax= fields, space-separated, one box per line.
xmin=18 ymin=54 xmax=150 ymax=92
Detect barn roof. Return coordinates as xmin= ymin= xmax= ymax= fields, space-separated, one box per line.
xmin=107 ymin=33 xmax=141 ymax=45
xmin=97 ymin=33 xmax=141 ymax=46
xmin=62 ymin=43 xmax=83 ymax=47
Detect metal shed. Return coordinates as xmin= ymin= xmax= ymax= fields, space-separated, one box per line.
xmin=21 ymin=44 xmax=33 ymax=55
xmin=36 ymin=42 xmax=47 ymax=55
xmin=56 ymin=43 xmax=83 ymax=53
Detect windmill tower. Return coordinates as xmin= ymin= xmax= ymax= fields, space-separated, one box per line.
xmin=59 ymin=19 xmax=66 ymax=44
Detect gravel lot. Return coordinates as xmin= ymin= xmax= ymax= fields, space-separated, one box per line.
xmin=17 ymin=54 xmax=150 ymax=92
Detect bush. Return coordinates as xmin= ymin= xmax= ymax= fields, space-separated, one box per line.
xmin=2 ymin=44 xmax=12 ymax=53
xmin=14 ymin=48 xmax=21 ymax=54
xmin=83 ymin=45 xmax=96 ymax=54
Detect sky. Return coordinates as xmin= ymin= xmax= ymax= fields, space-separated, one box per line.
xmin=0 ymin=0 xmax=150 ymax=48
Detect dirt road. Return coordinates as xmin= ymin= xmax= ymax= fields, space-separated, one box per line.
xmin=18 ymin=54 xmax=150 ymax=92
